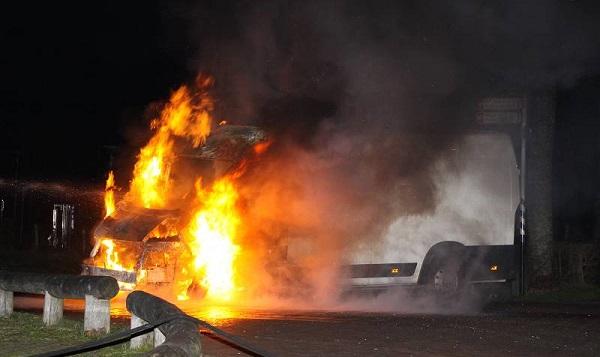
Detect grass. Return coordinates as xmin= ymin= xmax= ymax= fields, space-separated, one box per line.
xmin=0 ymin=312 xmax=151 ymax=356
xmin=517 ymin=284 xmax=600 ymax=303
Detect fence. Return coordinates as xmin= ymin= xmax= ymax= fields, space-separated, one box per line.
xmin=1 ymin=273 xmax=271 ymax=356
xmin=0 ymin=272 xmax=118 ymax=334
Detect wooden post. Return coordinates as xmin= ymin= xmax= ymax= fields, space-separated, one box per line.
xmin=130 ymin=314 xmax=154 ymax=349
xmin=84 ymin=295 xmax=110 ymax=335
xmin=0 ymin=289 xmax=13 ymax=317
xmin=43 ymin=291 xmax=63 ymax=326
xmin=154 ymin=328 xmax=166 ymax=347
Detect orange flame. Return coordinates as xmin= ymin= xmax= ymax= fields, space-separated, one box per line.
xmin=129 ymin=127 xmax=174 ymax=208
xmin=128 ymin=84 xmax=213 ymax=209
xmin=94 ymin=76 xmax=258 ymax=302
xmin=178 ymin=176 xmax=241 ymax=301
xmin=104 ymin=171 xmax=116 ymax=217
xmin=100 ymin=238 xmax=133 ymax=272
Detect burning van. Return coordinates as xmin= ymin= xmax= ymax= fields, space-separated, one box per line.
xmin=82 ymin=125 xmax=268 ymax=293
xmin=84 ymin=82 xmax=524 ymax=303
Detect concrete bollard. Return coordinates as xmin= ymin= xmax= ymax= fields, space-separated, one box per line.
xmin=0 ymin=289 xmax=13 ymax=317
xmin=126 ymin=291 xmax=202 ymax=355
xmin=84 ymin=294 xmax=110 ymax=335
xmin=154 ymin=328 xmax=166 ymax=347
xmin=130 ymin=314 xmax=154 ymax=349
xmin=43 ymin=291 xmax=64 ymax=326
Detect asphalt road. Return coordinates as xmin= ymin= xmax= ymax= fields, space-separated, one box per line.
xmin=13 ymin=294 xmax=600 ymax=357
xmin=193 ymin=304 xmax=599 ymax=357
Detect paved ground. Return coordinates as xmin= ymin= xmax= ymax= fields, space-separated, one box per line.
xmin=12 ymin=295 xmax=600 ymax=356
xmin=197 ymin=304 xmax=600 ymax=357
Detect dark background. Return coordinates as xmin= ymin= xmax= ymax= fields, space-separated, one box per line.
xmin=0 ymin=2 xmax=191 ymax=182
xmin=0 ymin=1 xmax=599 ymax=259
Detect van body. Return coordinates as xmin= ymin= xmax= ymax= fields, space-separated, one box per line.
xmin=343 ymin=132 xmax=520 ymax=291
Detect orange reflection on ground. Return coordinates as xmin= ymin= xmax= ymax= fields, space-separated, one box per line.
xmin=188 ymin=305 xmax=238 ymax=322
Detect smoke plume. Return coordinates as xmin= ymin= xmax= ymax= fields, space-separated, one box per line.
xmin=156 ymin=0 xmax=600 ymax=306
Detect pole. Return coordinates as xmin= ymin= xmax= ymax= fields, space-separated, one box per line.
xmin=519 ymin=95 xmax=528 ymax=295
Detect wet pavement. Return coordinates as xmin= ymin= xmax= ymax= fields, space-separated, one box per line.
xmin=13 ymin=295 xmax=600 ymax=356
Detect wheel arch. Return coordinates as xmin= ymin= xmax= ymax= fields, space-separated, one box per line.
xmin=417 ymin=241 xmax=466 ymax=285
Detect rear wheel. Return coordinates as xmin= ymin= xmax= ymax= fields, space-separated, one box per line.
xmin=433 ymin=259 xmax=462 ymax=295
xmin=425 ymin=260 xmax=468 ymax=311
xmin=420 ymin=246 xmax=467 ymax=308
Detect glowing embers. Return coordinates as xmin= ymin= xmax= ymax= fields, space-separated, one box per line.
xmin=177 ymin=176 xmax=241 ymax=302
xmin=253 ymin=140 xmax=272 ymax=155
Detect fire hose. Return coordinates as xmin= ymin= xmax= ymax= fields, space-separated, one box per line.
xmin=31 ymin=314 xmax=274 ymax=357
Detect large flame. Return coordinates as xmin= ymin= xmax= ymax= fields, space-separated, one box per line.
xmin=178 ymin=176 xmax=241 ymax=301
xmin=128 ymin=84 xmax=212 ymax=208
xmin=104 ymin=171 xmax=116 ymax=217
xmin=92 ymin=76 xmax=270 ymax=305
xmin=128 ymin=127 xmax=174 ymax=208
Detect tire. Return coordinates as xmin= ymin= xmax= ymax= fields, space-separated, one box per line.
xmin=432 ymin=259 xmax=462 ymax=295
xmin=423 ymin=259 xmax=468 ymax=311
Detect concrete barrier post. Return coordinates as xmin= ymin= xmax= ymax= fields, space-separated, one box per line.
xmin=126 ymin=291 xmax=202 ymax=355
xmin=154 ymin=328 xmax=166 ymax=347
xmin=0 ymin=289 xmax=13 ymax=317
xmin=43 ymin=291 xmax=63 ymax=326
xmin=130 ymin=314 xmax=154 ymax=349
xmin=84 ymin=294 xmax=110 ymax=335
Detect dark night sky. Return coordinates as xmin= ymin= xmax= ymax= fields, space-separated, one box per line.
xmin=0 ymin=1 xmax=195 ymax=181
xmin=1 ymin=1 xmax=600 ymax=239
